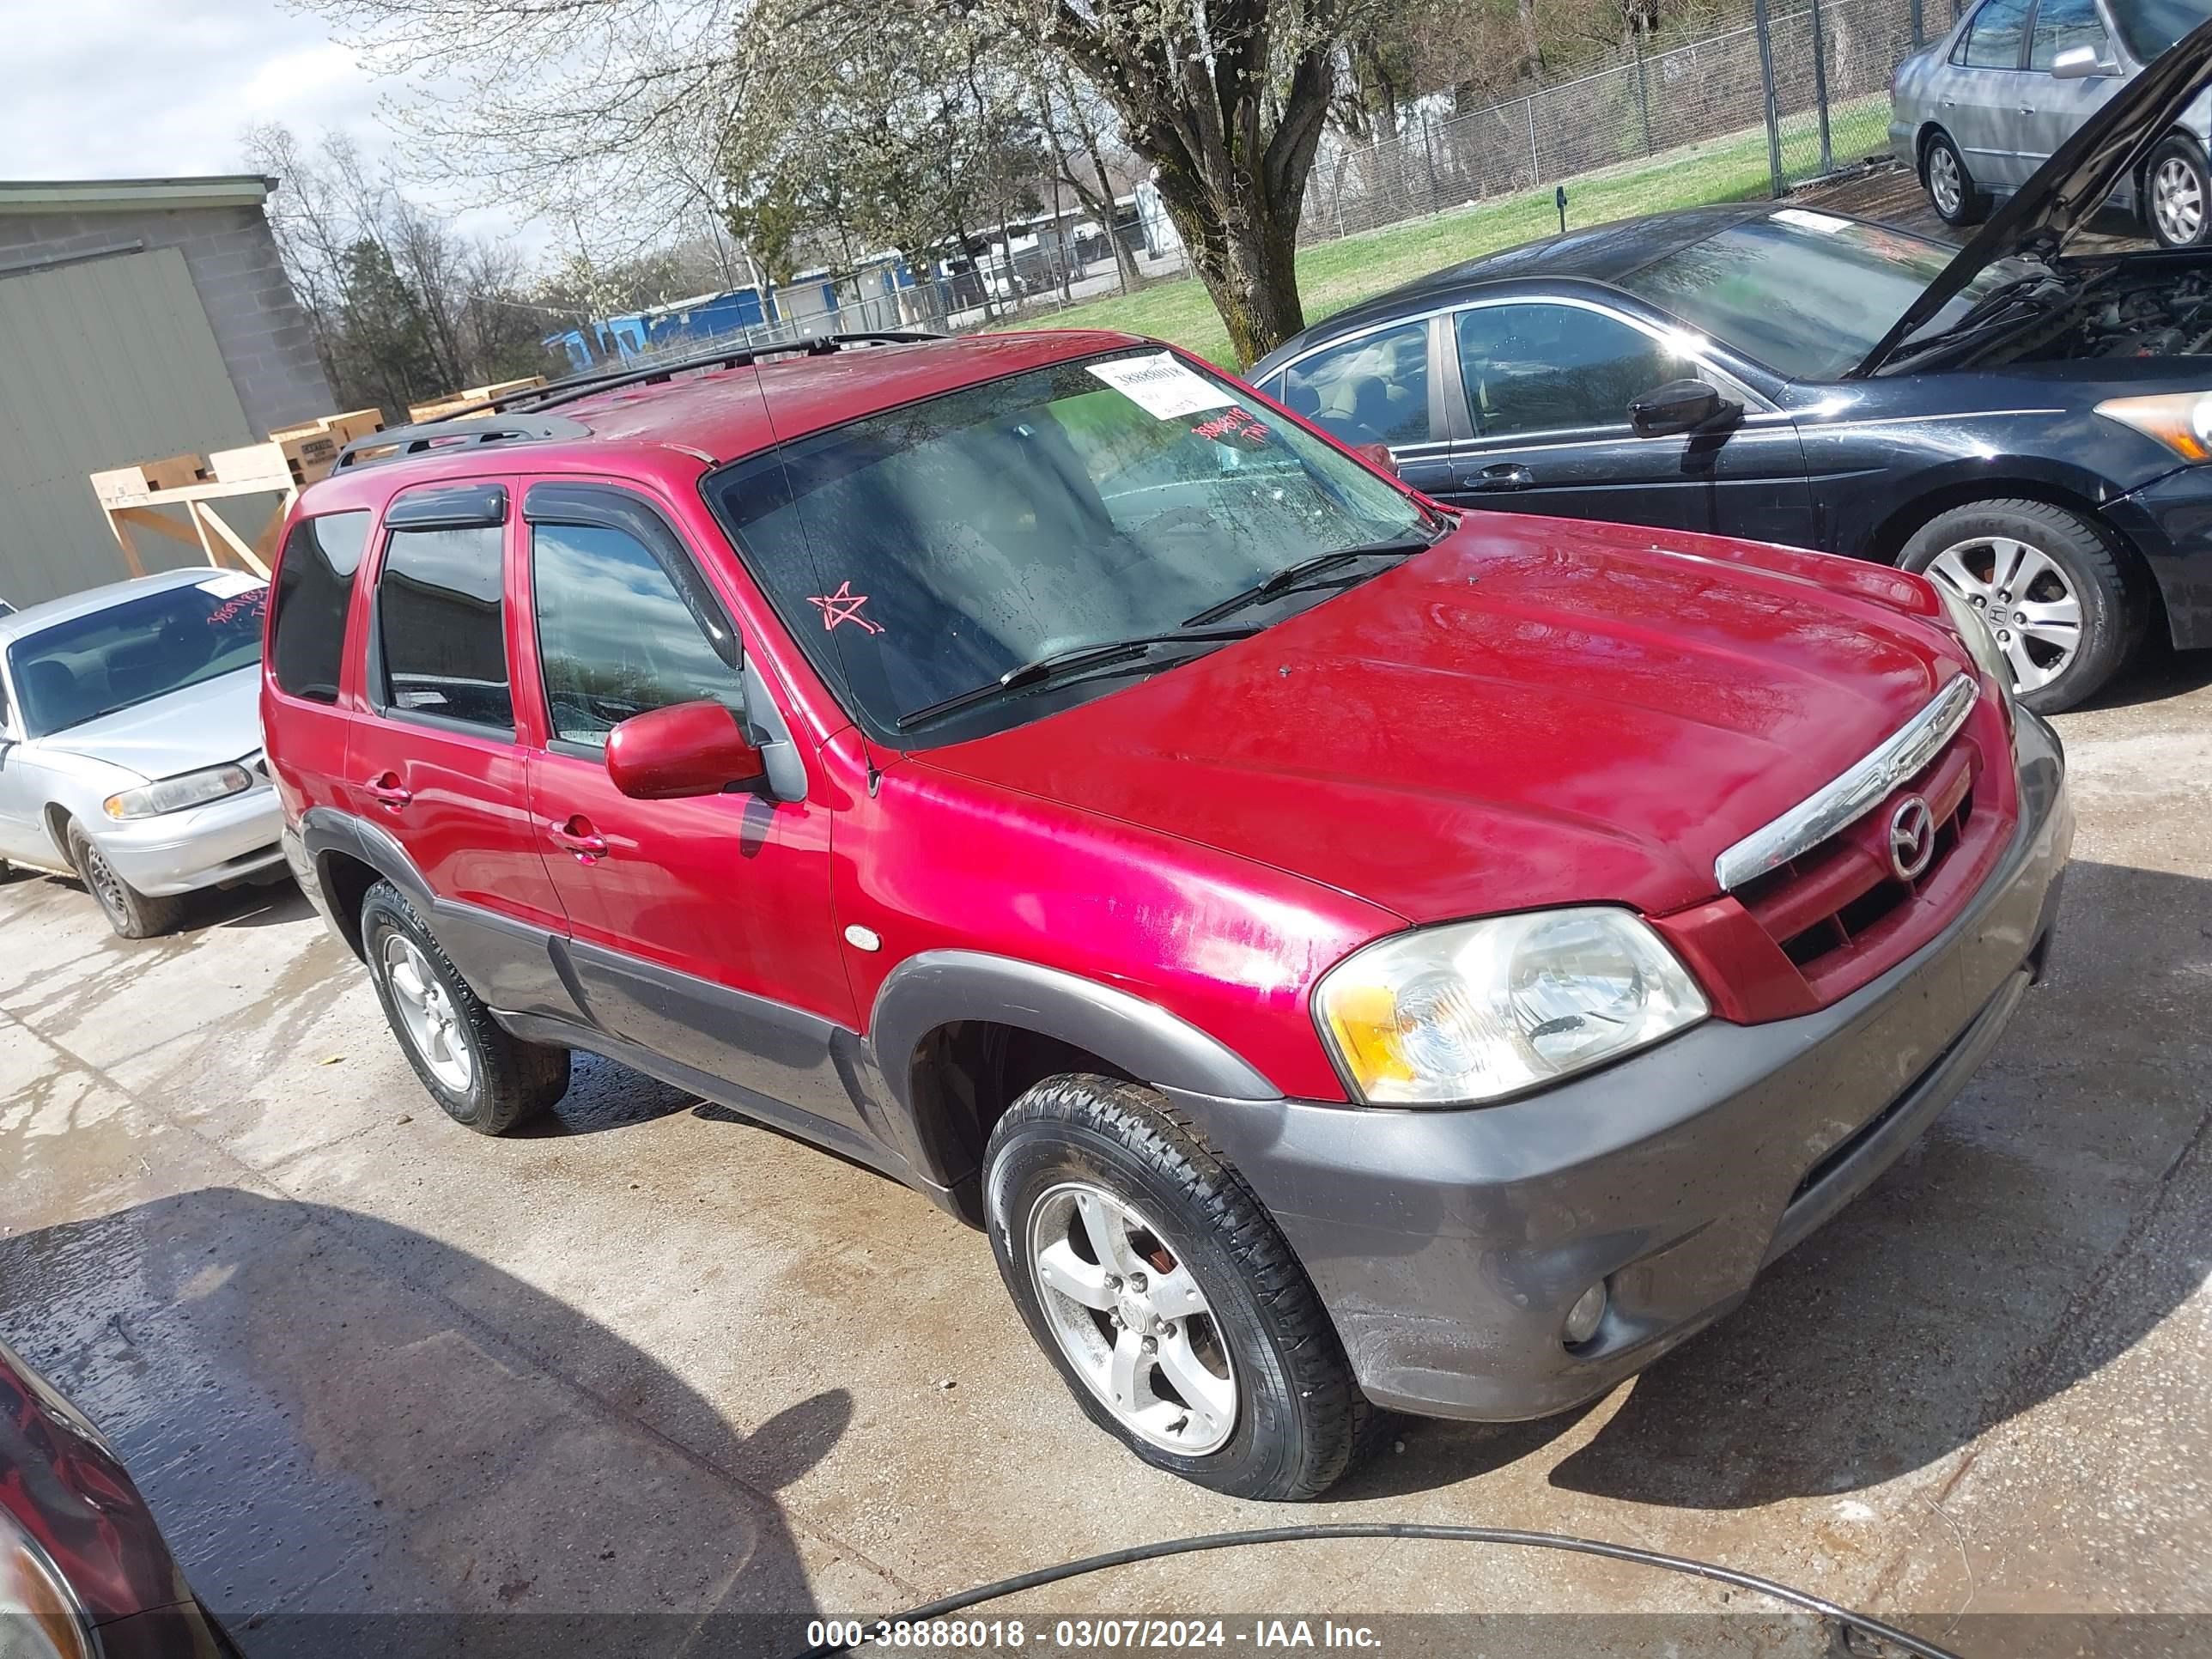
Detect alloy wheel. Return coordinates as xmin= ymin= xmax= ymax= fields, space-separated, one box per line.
xmin=1026 ymin=1182 xmax=1237 ymax=1455
xmin=1925 ymin=535 xmax=2081 ymax=695
xmin=382 ymin=933 xmax=474 ymax=1092
xmin=1928 ymin=146 xmax=1963 ymax=217
xmin=2155 ymin=156 xmax=2205 ymax=245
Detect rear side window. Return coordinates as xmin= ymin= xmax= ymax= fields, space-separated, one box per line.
xmin=377 ymin=523 xmax=513 ymax=732
xmin=1958 ymin=0 xmax=2030 ymax=64
xmin=270 ymin=511 xmax=370 ymax=702
xmin=1275 ymin=322 xmax=1432 ymax=447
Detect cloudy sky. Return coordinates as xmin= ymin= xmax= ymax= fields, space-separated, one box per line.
xmin=2 ymin=0 xmax=528 ymax=240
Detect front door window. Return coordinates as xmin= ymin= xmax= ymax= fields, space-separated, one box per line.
xmin=1454 ymin=303 xmax=1681 ymax=440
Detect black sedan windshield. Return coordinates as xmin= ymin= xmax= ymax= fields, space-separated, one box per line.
xmin=708 ymin=350 xmax=1426 ymax=738
xmin=9 ymin=579 xmax=267 ymax=738
xmin=1620 ymin=212 xmax=2012 ymax=380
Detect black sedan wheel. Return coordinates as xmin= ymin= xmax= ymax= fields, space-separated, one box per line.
xmin=1923 ymin=131 xmax=1987 ymax=228
xmin=2146 ymin=137 xmax=2212 ymax=248
xmin=1900 ymin=500 xmax=2139 ymax=714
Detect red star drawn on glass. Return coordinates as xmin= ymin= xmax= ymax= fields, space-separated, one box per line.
xmin=807 ymin=580 xmax=882 ymax=635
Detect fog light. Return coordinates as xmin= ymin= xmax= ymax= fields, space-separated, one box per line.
xmin=1563 ymin=1280 xmax=1607 ymax=1347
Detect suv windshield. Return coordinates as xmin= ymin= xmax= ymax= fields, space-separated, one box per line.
xmin=1620 ymin=212 xmax=2016 ymax=379
xmin=707 ymin=349 xmax=1429 ymax=741
xmin=8 ymin=577 xmax=267 ymax=738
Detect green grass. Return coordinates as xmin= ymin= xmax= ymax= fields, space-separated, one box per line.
xmin=1004 ymin=95 xmax=1893 ymax=367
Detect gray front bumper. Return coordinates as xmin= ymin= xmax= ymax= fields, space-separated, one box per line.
xmin=1181 ymin=710 xmax=2072 ymax=1422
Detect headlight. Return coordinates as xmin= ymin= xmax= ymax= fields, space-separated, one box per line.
xmin=103 ymin=762 xmax=253 ymax=821
xmin=2094 ymin=392 xmax=2212 ymax=461
xmin=1934 ymin=579 xmax=2013 ymax=694
xmin=0 ymin=1505 xmax=96 ymax=1659
xmin=1314 ymin=907 xmax=1709 ymax=1106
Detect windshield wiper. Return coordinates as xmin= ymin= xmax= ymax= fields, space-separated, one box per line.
xmin=1183 ymin=531 xmax=1443 ymax=627
xmin=1875 ymin=272 xmax=2071 ymax=372
xmin=895 ymin=623 xmax=1263 ymax=731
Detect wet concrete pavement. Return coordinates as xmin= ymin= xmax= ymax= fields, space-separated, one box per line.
xmin=4 ymin=659 xmax=2212 ymax=1657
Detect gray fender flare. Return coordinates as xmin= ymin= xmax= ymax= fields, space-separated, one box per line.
xmin=867 ymin=950 xmax=1282 ymax=1117
xmin=298 ymin=807 xmax=434 ymax=958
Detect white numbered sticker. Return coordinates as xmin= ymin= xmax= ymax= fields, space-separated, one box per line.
xmin=198 ymin=571 xmax=264 ymax=597
xmin=1086 ymin=353 xmax=1234 ymax=420
xmin=1769 ymin=208 xmax=1851 ymax=234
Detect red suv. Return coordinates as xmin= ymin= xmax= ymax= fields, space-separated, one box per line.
xmin=260 ymin=331 xmax=2071 ymax=1499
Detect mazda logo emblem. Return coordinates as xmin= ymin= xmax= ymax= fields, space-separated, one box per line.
xmin=1887 ymin=795 xmax=1936 ymax=881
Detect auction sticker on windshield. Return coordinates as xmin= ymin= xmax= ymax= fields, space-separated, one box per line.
xmin=1088 ymin=353 xmax=1234 ymax=420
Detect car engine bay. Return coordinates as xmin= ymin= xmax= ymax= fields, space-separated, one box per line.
xmin=1985 ymin=264 xmax=2212 ymax=362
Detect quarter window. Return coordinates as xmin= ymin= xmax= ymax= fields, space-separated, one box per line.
xmin=532 ymin=519 xmax=744 ymax=747
xmin=1275 ymin=322 xmax=1432 ymax=448
xmin=270 ymin=510 xmax=370 ymax=703
xmin=1454 ymin=304 xmax=1680 ymax=438
xmin=376 ymin=523 xmax=513 ymax=731
xmin=2029 ymin=0 xmax=2108 ymax=65
xmin=1959 ymin=0 xmax=2031 ymax=66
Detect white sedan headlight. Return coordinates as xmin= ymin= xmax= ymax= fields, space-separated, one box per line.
xmin=0 ymin=1504 xmax=95 ymax=1659
xmin=1314 ymin=907 xmax=1710 ymax=1106
xmin=1934 ymin=579 xmax=2013 ymax=696
xmin=102 ymin=763 xmax=253 ymax=821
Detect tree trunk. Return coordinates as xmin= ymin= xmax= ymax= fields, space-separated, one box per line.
xmin=1147 ymin=162 xmax=1306 ymax=366
xmin=1086 ymin=155 xmax=1146 ymax=295
xmin=1517 ymin=0 xmax=1546 ymax=79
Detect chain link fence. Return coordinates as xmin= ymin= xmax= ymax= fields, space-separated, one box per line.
xmin=1304 ymin=0 xmax=1940 ymax=246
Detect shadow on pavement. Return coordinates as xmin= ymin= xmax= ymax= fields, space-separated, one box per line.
xmin=1349 ymin=859 xmax=2212 ymax=1510
xmin=0 ymin=1188 xmax=850 ymax=1657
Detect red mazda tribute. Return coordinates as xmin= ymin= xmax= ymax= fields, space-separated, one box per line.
xmin=260 ymin=331 xmax=2071 ymax=1499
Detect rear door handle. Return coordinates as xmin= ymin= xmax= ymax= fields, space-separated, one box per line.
xmin=364 ymin=775 xmax=412 ymax=809
xmin=1456 ymin=463 xmax=1534 ymax=491
xmin=548 ymin=817 xmax=608 ymax=862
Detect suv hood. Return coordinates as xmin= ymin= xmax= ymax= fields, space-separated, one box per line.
xmin=1862 ymin=15 xmax=2212 ymax=372
xmin=919 ymin=515 xmax=1972 ymax=924
xmin=33 ymin=665 xmax=262 ymax=779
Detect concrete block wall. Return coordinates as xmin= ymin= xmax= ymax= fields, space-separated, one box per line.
xmin=0 ymin=205 xmax=331 ymax=436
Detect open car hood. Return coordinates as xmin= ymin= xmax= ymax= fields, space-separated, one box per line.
xmin=1857 ymin=15 xmax=2212 ymax=374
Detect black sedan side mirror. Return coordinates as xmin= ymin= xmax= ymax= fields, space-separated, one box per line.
xmin=1629 ymin=379 xmax=1743 ymax=438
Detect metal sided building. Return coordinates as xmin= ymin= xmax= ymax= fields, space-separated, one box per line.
xmin=0 ymin=175 xmax=334 ymax=608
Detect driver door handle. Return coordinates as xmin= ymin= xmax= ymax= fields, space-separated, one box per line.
xmin=1457 ymin=462 xmax=1534 ymax=491
xmin=548 ymin=816 xmax=608 ymax=862
xmin=364 ymin=774 xmax=412 ymax=809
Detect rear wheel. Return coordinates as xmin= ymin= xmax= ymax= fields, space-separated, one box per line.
xmin=2146 ymin=136 xmax=2212 ymax=248
xmin=1923 ymin=131 xmax=1987 ymax=227
xmin=1899 ymin=499 xmax=2141 ymax=714
xmin=985 ymin=1074 xmax=1376 ymax=1499
xmin=67 ymin=821 xmax=186 ymax=939
xmin=360 ymin=879 xmax=569 ymax=1133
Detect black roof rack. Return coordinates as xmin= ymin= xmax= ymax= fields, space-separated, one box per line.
xmin=495 ymin=329 xmax=947 ymax=417
xmin=332 ymin=413 xmax=592 ymax=472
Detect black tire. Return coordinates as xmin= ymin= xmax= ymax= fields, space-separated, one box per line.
xmin=984 ymin=1074 xmax=1377 ymax=1500
xmin=1922 ymin=131 xmax=1988 ymax=228
xmin=1898 ymin=498 xmax=2142 ymax=714
xmin=359 ymin=879 xmax=569 ymax=1134
xmin=2143 ymin=135 xmax=2212 ymax=249
xmin=66 ymin=820 xmax=187 ymax=939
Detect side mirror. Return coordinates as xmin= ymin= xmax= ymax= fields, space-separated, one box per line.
xmin=1629 ymin=379 xmax=1741 ymax=438
xmin=2050 ymin=44 xmax=2113 ymax=78
xmin=1353 ymin=441 xmax=1400 ymax=477
xmin=605 ymin=700 xmax=764 ymax=800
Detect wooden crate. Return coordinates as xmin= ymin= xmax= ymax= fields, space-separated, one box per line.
xmin=264 ymin=407 xmax=387 ymax=486
xmin=206 ymin=443 xmax=297 ymax=488
xmin=88 ymin=453 xmax=208 ymax=506
xmin=406 ymin=377 xmax=546 ymax=424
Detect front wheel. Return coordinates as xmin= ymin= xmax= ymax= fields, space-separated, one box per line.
xmin=2146 ymin=136 xmax=2212 ymax=248
xmin=67 ymin=821 xmax=186 ymax=939
xmin=1899 ymin=499 xmax=2141 ymax=714
xmin=984 ymin=1074 xmax=1376 ymax=1500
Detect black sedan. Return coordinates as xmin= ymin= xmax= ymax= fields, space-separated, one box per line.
xmin=1252 ymin=20 xmax=2212 ymax=712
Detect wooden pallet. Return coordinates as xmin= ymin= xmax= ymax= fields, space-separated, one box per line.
xmin=88 ymin=445 xmax=297 ymax=580
xmin=406 ymin=376 xmax=546 ymax=424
